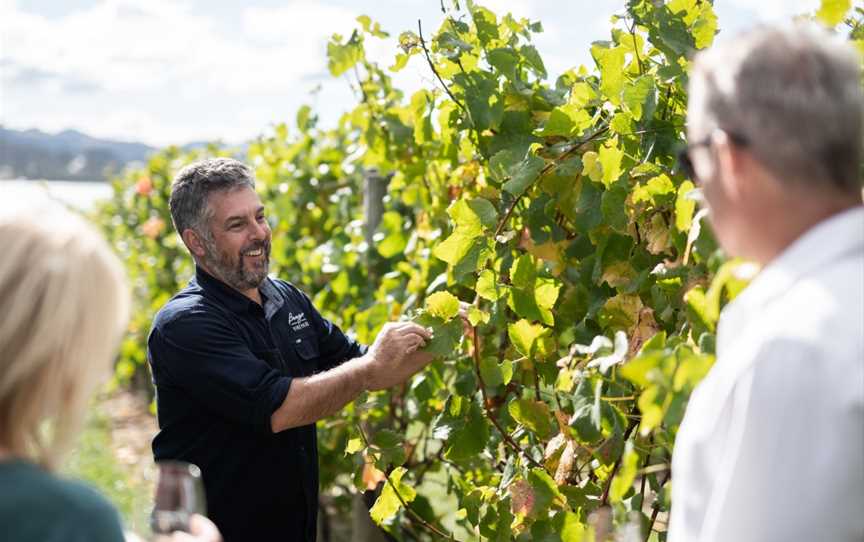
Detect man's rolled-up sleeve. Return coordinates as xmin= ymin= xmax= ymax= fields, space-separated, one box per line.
xmin=148 ymin=311 xmax=291 ymax=433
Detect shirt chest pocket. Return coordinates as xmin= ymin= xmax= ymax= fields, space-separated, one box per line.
xmin=291 ymin=334 xmax=320 ymax=376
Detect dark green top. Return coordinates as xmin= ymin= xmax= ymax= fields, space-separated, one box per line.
xmin=0 ymin=459 xmax=125 ymax=542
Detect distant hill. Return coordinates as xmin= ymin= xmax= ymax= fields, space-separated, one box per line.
xmin=0 ymin=126 xmax=251 ymax=182
xmin=0 ymin=126 xmax=156 ymax=182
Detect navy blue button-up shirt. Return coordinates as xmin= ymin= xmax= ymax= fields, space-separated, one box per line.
xmin=148 ymin=267 xmax=366 ymax=542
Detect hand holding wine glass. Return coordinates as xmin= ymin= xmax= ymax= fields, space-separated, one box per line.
xmin=151 ymin=461 xmax=221 ymax=542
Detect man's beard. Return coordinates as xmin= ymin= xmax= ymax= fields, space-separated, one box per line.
xmin=201 ymin=236 xmax=271 ymax=291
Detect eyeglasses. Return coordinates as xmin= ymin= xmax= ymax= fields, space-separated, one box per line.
xmin=676 ymin=139 xmax=710 ymax=182
xmin=676 ymin=131 xmax=749 ymax=183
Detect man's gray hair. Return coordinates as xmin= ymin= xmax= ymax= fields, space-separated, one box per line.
xmin=169 ymin=157 xmax=256 ymax=237
xmin=688 ymin=23 xmax=863 ymax=192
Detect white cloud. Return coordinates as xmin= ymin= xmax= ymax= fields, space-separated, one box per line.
xmin=0 ymin=0 xmax=370 ymax=143
xmin=3 ymin=0 xmax=202 ymax=93
xmin=2 ymin=0 xmax=817 ymax=147
xmin=0 ymin=0 xmax=363 ymax=96
xmin=242 ymin=4 xmax=357 ymax=45
xmin=719 ymin=0 xmax=820 ymax=22
xmin=478 ymin=0 xmax=536 ymax=20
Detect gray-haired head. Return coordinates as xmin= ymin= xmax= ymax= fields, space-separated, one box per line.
xmin=169 ymin=157 xmax=256 ymax=239
xmin=688 ymin=23 xmax=863 ymax=193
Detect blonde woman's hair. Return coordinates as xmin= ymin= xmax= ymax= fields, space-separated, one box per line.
xmin=0 ymin=198 xmax=130 ymax=469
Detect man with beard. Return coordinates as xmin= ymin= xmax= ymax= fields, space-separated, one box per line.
xmin=148 ymin=158 xmax=438 ymax=541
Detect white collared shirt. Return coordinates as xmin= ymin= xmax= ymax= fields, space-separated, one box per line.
xmin=669 ymin=207 xmax=864 ymax=542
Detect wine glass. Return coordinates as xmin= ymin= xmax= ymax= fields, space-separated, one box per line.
xmin=150 ymin=460 xmax=207 ymax=535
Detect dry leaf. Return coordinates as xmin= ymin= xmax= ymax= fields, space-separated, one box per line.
xmin=554 ymin=440 xmax=577 ymax=485
xmin=510 ymin=479 xmax=535 ymax=517
xmin=627 ymin=307 xmax=660 ymax=358
xmin=362 ymin=460 xmax=386 ymax=491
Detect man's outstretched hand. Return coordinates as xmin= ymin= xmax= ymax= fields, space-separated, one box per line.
xmin=363 ymin=322 xmax=434 ymax=391
xmin=362 ymin=303 xmax=475 ymax=392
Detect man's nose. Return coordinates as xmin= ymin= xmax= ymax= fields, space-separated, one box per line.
xmin=250 ymin=219 xmax=269 ymax=240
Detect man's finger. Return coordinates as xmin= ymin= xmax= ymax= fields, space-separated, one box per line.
xmin=406 ymin=341 xmax=420 ymax=354
xmin=189 ymin=514 xmax=222 ymax=542
xmin=387 ymin=321 xmax=413 ymax=333
xmin=389 ymin=321 xmax=423 ymax=336
xmin=398 ymin=322 xmax=433 ymax=341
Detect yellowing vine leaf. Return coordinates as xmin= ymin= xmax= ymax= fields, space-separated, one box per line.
xmin=598 ymin=293 xmax=644 ymax=331
xmin=369 ymin=467 xmax=416 ymax=524
xmin=508 ymin=319 xmax=549 ymax=357
xmin=582 ymin=151 xmax=603 ymax=184
xmin=816 ymin=0 xmax=851 ymax=27
xmin=425 ymin=291 xmax=460 ymax=320
xmin=598 ymin=137 xmax=625 ymax=187
xmin=645 ymin=213 xmax=672 ymax=255
xmin=345 ymin=437 xmax=364 ymax=455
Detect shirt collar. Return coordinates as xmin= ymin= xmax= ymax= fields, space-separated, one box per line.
xmin=194 ymin=266 xmax=283 ymax=317
xmin=259 ymin=277 xmax=284 ymax=319
xmin=726 ymin=205 xmax=864 ymax=316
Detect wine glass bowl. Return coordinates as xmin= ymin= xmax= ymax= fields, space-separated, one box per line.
xmin=150 ymin=460 xmax=206 ymax=535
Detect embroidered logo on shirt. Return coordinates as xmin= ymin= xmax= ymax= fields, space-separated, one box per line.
xmin=288 ymin=311 xmax=310 ymax=332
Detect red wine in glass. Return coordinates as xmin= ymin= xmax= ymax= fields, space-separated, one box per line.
xmin=150 ymin=461 xmax=206 ymax=535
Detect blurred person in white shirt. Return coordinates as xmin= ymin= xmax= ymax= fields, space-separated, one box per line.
xmin=670 ymin=23 xmax=864 ymax=542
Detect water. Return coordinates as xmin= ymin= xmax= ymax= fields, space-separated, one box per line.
xmin=1 ymin=179 xmax=113 ymax=211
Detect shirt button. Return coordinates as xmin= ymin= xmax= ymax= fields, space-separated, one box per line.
xmin=295 ymin=338 xmax=301 ymax=343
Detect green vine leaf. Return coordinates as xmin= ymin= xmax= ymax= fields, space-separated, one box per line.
xmin=327 ymin=30 xmax=365 ymax=76
xmin=591 ymin=43 xmax=626 ymax=103
xmin=414 ymin=312 xmax=463 ymax=358
xmin=509 ymin=398 xmax=555 ymax=439
xmin=502 ymin=152 xmax=545 ymax=195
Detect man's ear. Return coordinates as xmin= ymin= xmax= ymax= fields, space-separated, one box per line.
xmin=713 ymin=131 xmax=748 ymax=202
xmin=181 ymin=228 xmax=207 ymax=259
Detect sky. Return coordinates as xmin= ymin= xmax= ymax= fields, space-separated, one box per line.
xmin=0 ymin=0 xmax=822 ymax=147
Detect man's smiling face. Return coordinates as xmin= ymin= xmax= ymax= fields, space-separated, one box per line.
xmin=199 ymin=185 xmax=272 ymax=292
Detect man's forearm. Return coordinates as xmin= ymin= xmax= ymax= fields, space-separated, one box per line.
xmin=270 ymin=355 xmax=369 ymax=433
